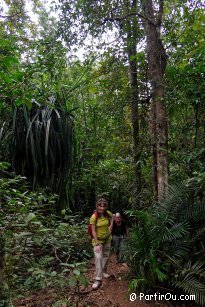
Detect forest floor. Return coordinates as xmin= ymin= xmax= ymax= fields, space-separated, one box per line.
xmin=14 ymin=253 xmax=176 ymax=307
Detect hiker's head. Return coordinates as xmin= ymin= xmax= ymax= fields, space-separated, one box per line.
xmin=96 ymin=198 xmax=108 ymax=214
xmin=115 ymin=212 xmax=121 ymax=223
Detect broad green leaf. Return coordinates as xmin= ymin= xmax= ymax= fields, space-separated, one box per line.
xmin=73 ymin=269 xmax=80 ymax=276
xmin=16 ymin=98 xmax=25 ymax=106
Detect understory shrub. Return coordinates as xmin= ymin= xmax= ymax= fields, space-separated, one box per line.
xmin=126 ymin=180 xmax=205 ymax=305
xmin=0 ymin=165 xmax=92 ymax=295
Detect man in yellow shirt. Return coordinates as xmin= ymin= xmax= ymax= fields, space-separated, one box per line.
xmin=90 ymin=198 xmax=113 ymax=290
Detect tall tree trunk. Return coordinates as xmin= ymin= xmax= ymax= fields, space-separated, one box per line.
xmin=144 ymin=0 xmax=168 ymax=200
xmin=126 ymin=11 xmax=141 ymax=202
xmin=128 ymin=49 xmax=141 ymax=198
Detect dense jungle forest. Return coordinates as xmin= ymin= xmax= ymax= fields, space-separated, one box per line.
xmin=0 ymin=0 xmax=205 ymax=306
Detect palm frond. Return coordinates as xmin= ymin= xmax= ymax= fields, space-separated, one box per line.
xmin=154 ymin=267 xmax=168 ymax=282
xmin=170 ymin=241 xmax=191 ymax=259
xmin=174 ymin=278 xmax=205 ymax=305
xmin=156 ymin=183 xmax=194 ymax=220
xmin=185 ymin=261 xmax=205 ymax=278
xmin=172 ymin=261 xmax=205 ymax=305
xmin=183 ymin=202 xmax=205 ymax=222
xmin=162 ymin=222 xmax=190 ymax=242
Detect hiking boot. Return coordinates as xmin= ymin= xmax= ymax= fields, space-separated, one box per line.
xmin=92 ymin=280 xmax=101 ymax=290
xmin=103 ymin=272 xmax=110 ymax=278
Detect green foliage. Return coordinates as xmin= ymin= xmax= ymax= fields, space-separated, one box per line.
xmin=65 ymin=55 xmax=133 ymax=212
xmin=0 ymin=35 xmax=34 ymax=111
xmin=0 ymin=234 xmax=13 ymax=307
xmin=165 ymin=5 xmax=205 ymax=184
xmin=173 ymin=261 xmax=205 ymax=306
xmin=1 ymin=2 xmax=205 ymax=304
xmin=7 ymin=214 xmax=91 ymax=292
xmin=66 ymin=262 xmax=88 ymax=307
xmin=12 ymin=103 xmax=74 ymax=205
xmin=67 ymin=262 xmax=88 ymax=288
xmin=126 ymin=181 xmax=205 ymax=305
xmin=0 ymin=168 xmax=92 ymax=297
xmin=0 ymin=34 xmax=96 ymax=209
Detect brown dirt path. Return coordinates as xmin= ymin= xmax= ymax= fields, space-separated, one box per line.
xmin=82 ymin=252 xmax=151 ymax=307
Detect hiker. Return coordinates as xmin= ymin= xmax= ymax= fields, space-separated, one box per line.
xmin=112 ymin=212 xmax=128 ymax=262
xmin=89 ymin=198 xmax=113 ymax=290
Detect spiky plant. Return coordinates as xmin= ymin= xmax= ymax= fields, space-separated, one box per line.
xmin=126 ymin=181 xmax=205 ymax=305
xmin=12 ymin=101 xmax=74 ymax=209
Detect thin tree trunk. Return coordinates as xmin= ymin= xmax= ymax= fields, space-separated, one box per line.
xmin=148 ymin=99 xmax=158 ymax=199
xmin=127 ymin=15 xmax=141 ymax=201
xmin=128 ymin=49 xmax=141 ymax=195
xmin=144 ymin=0 xmax=168 ymax=201
xmin=102 ymin=0 xmax=141 ymax=202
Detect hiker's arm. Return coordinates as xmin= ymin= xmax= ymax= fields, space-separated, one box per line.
xmin=91 ymin=224 xmax=99 ymax=245
xmin=108 ymin=214 xmax=114 ymax=234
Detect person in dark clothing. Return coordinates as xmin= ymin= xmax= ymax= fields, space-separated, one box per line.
xmin=112 ymin=213 xmax=128 ymax=262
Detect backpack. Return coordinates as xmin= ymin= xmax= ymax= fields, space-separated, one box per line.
xmin=88 ymin=210 xmax=110 ymax=237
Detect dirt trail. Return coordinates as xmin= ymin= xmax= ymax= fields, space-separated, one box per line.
xmin=83 ymin=253 xmax=150 ymax=307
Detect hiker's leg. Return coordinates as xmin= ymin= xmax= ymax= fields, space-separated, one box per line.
xmin=119 ymin=237 xmax=126 ymax=261
xmin=102 ymin=241 xmax=111 ymax=273
xmin=120 ymin=238 xmax=126 ymax=254
xmin=112 ymin=235 xmax=118 ymax=253
xmin=94 ymin=244 xmax=103 ymax=281
xmin=112 ymin=235 xmax=121 ymax=256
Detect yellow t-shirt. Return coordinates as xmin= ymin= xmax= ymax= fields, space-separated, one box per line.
xmin=90 ymin=210 xmax=112 ymax=245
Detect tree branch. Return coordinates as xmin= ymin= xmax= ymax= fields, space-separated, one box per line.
xmin=54 ymin=247 xmax=63 ymax=263
xmin=0 ymin=12 xmax=21 ymax=19
xmin=103 ymin=11 xmax=156 ymax=26
xmin=157 ymin=0 xmax=164 ymax=27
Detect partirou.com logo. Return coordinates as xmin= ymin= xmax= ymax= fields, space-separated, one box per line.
xmin=130 ymin=292 xmax=196 ymax=302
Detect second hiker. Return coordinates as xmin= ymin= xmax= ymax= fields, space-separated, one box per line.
xmin=112 ymin=212 xmax=128 ymax=262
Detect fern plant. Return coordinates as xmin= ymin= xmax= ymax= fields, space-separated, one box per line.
xmin=126 ymin=181 xmax=205 ymax=304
